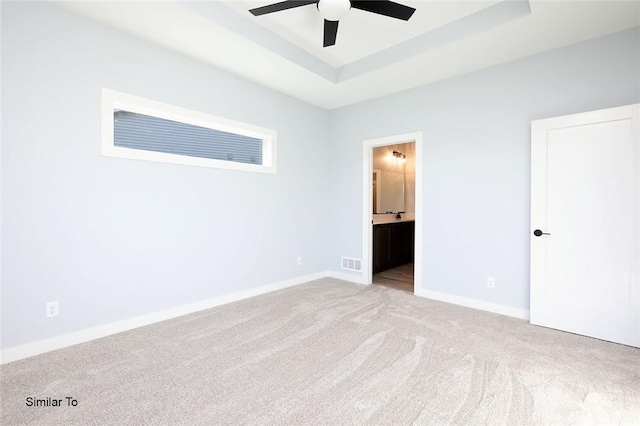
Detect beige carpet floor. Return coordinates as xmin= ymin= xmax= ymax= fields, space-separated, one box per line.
xmin=1 ymin=278 xmax=639 ymax=425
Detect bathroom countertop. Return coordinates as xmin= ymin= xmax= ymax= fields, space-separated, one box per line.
xmin=372 ymin=216 xmax=415 ymax=225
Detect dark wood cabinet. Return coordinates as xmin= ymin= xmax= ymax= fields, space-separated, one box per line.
xmin=373 ymin=224 xmax=392 ymax=273
xmin=373 ymin=221 xmax=414 ymax=274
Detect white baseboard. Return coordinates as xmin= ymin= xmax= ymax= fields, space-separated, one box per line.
xmin=325 ymin=270 xmax=367 ymax=285
xmin=1 ymin=272 xmax=529 ymax=364
xmin=415 ymin=288 xmax=530 ymax=320
xmin=324 ymin=271 xmax=528 ymax=320
xmin=0 ymin=271 xmax=326 ymax=365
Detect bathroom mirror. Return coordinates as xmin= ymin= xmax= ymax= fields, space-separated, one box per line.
xmin=373 ymin=169 xmax=405 ymax=213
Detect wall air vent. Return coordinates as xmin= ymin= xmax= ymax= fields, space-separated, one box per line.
xmin=341 ymin=257 xmax=362 ymax=272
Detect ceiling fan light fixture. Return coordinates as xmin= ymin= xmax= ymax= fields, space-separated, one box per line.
xmin=317 ymin=0 xmax=351 ymax=21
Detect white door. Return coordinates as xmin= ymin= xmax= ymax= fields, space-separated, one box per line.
xmin=530 ymin=104 xmax=640 ymax=348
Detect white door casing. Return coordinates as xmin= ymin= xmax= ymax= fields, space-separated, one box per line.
xmin=530 ymin=104 xmax=640 ymax=347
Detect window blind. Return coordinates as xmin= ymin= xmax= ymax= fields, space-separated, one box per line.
xmin=114 ymin=111 xmax=263 ymax=165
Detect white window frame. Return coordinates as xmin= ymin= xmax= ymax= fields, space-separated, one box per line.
xmin=101 ymin=88 xmax=277 ymax=174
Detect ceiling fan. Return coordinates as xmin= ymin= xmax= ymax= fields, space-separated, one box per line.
xmin=249 ymin=0 xmax=416 ymax=47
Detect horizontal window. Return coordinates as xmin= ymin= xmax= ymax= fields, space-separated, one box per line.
xmin=101 ymin=89 xmax=277 ymax=173
xmin=114 ymin=111 xmax=264 ymax=165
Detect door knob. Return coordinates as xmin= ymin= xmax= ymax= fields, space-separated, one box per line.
xmin=533 ymin=229 xmax=551 ymax=237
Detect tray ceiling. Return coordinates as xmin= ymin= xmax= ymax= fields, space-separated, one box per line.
xmin=56 ymin=1 xmax=640 ymax=109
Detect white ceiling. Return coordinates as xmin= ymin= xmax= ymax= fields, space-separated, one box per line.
xmin=57 ymin=1 xmax=640 ymax=110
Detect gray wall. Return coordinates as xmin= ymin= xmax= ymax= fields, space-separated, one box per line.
xmin=328 ymin=27 xmax=640 ymax=311
xmin=1 ymin=2 xmax=330 ymax=349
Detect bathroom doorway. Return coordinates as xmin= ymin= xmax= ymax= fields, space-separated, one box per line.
xmin=362 ymin=132 xmax=423 ymax=294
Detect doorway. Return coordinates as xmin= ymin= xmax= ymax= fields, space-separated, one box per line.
xmin=362 ymin=132 xmax=423 ymax=294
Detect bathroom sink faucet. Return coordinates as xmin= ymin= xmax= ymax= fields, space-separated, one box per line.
xmin=396 ymin=212 xmax=402 ymax=219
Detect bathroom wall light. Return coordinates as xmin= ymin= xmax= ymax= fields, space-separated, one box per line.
xmin=393 ymin=151 xmax=406 ymax=162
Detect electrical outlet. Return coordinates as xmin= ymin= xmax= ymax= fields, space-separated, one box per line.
xmin=297 ymin=256 xmax=303 ymax=266
xmin=46 ymin=301 xmax=59 ymax=318
xmin=487 ymin=276 xmax=496 ymax=289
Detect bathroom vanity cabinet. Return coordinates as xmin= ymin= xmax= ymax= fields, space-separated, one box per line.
xmin=372 ymin=221 xmax=415 ymax=274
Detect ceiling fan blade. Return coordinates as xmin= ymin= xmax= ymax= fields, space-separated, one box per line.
xmin=249 ymin=0 xmax=317 ymax=17
xmin=351 ymin=1 xmax=416 ymax=21
xmin=323 ymin=19 xmax=339 ymax=47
